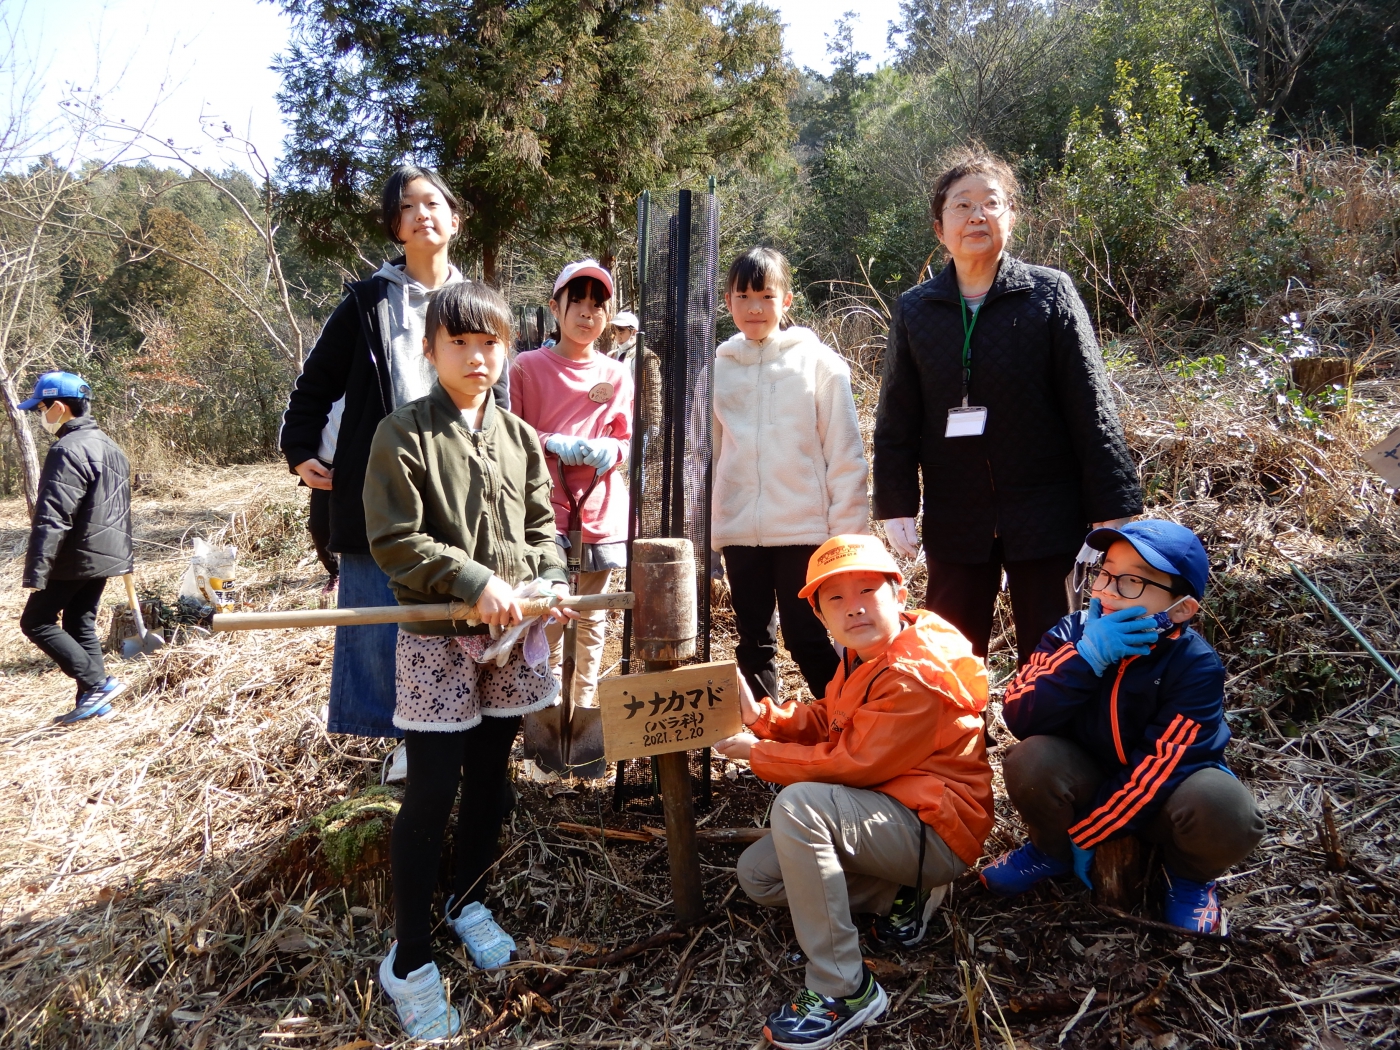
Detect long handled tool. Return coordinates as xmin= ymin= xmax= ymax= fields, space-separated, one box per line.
xmin=524 ymin=465 xmax=609 ymax=778
xmin=209 ymin=591 xmax=633 ymax=631
xmin=120 ymin=574 xmax=166 ymax=657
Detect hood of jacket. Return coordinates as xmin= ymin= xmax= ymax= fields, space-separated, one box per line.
xmin=883 ymin=609 xmax=989 ymax=714
xmin=716 ymin=325 xmax=820 ymax=367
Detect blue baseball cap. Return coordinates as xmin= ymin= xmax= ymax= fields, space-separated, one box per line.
xmin=1085 ymin=519 xmax=1209 ymax=598
xmin=18 ymin=371 xmax=91 ymax=412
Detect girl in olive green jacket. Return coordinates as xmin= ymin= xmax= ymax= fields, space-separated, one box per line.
xmin=362 ymin=281 xmax=572 ymax=1041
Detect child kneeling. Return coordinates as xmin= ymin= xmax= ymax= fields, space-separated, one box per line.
xmin=982 ymin=520 xmax=1264 ymax=934
xmin=715 ymin=535 xmax=993 ymax=1050
xmin=364 ymin=281 xmax=574 ymax=1039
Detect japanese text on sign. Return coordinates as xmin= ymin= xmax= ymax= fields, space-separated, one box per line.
xmin=598 ymin=661 xmax=742 ymax=762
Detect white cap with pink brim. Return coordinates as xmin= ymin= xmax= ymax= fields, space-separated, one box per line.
xmin=552 ymin=259 xmax=614 ymax=298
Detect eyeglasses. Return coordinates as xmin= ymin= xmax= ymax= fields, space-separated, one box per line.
xmin=1092 ymin=569 xmax=1178 ymax=601
xmin=943 ymin=198 xmax=1008 ymax=220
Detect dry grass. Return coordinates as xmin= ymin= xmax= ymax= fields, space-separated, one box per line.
xmin=3 ymin=324 xmax=1400 ymax=1048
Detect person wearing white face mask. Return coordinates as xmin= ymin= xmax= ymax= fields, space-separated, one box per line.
xmin=873 ymin=148 xmax=1142 ymax=667
xmin=17 ymin=371 xmax=133 ymax=724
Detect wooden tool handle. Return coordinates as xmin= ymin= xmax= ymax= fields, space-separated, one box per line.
xmin=210 ymin=591 xmax=634 ymax=632
xmin=122 ymin=574 xmax=148 ymax=635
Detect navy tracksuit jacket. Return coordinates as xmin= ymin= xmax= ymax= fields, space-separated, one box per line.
xmin=1002 ymin=611 xmax=1231 ymax=849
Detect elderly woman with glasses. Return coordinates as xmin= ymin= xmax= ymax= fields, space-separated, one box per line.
xmin=872 ymin=149 xmax=1143 ymax=666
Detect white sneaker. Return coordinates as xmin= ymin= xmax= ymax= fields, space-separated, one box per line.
xmin=446 ymin=898 xmax=515 ymax=970
xmin=378 ymin=943 xmax=461 ymax=1041
xmin=382 ymin=743 xmax=407 ymax=784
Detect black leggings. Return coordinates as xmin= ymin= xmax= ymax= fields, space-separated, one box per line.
xmin=722 ymin=544 xmax=839 ymax=702
xmin=391 ymin=717 xmax=520 ymax=976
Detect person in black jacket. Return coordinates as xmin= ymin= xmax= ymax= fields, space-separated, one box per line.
xmin=280 ymin=165 xmax=508 ymax=740
xmin=873 ymin=149 xmax=1143 ymax=665
xmin=18 ymin=371 xmax=133 ymax=724
xmin=980 ymin=520 xmax=1264 ymax=935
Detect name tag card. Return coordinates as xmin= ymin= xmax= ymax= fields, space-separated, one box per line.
xmin=598 ymin=661 xmax=742 ymax=762
xmin=945 ymin=405 xmax=988 ymax=437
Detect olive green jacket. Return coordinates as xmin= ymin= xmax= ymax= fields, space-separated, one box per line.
xmin=364 ymin=383 xmax=567 ymax=634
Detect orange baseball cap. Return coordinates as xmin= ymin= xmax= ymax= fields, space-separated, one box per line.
xmin=798 ymin=534 xmax=904 ymax=602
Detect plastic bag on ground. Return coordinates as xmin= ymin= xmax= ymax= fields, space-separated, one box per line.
xmin=179 ymin=537 xmax=239 ymax=611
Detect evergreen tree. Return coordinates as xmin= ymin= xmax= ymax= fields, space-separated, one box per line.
xmin=274 ymin=0 xmax=792 ymax=279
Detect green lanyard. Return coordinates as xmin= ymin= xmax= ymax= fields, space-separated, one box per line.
xmin=959 ymin=295 xmax=979 ymax=407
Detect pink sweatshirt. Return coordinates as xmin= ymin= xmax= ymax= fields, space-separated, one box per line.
xmin=510 ymin=347 xmax=633 ymax=544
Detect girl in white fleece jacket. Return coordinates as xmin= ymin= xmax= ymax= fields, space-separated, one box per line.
xmin=713 ymin=248 xmax=869 ymax=701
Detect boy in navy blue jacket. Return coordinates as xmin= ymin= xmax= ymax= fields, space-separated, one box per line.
xmin=980 ymin=520 xmax=1263 ymax=933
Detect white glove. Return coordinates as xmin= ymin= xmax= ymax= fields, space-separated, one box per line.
xmin=882 ymin=517 xmax=921 ymax=559
xmin=579 ymin=437 xmax=623 ymax=470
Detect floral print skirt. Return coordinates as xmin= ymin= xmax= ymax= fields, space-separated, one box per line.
xmin=392 ymin=629 xmax=558 ymax=733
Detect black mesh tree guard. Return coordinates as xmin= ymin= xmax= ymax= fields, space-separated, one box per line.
xmin=513 ymin=304 xmax=551 ymax=354
xmin=613 ymin=187 xmax=720 ymax=812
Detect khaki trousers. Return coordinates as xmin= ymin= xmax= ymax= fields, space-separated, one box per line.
xmin=545 ymin=569 xmax=611 ymax=708
xmin=1003 ymin=734 xmax=1265 ymax=882
xmin=737 ymin=781 xmax=966 ymax=997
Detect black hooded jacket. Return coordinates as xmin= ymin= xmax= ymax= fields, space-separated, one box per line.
xmin=24 ymin=416 xmax=133 ymax=589
xmin=873 ymin=256 xmax=1142 ymax=563
xmin=279 ymin=265 xmax=509 ymax=555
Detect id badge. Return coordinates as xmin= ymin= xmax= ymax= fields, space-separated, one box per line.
xmin=945 ymin=405 xmax=988 ymax=437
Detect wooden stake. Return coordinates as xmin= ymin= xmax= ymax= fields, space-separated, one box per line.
xmin=1091 ymin=836 xmax=1145 ymax=910
xmin=632 ymin=538 xmax=705 ymax=928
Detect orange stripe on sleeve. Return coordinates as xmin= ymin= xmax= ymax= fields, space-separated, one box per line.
xmin=1069 ymin=716 xmax=1198 ymax=847
xmin=1003 ymin=643 xmax=1078 ymax=705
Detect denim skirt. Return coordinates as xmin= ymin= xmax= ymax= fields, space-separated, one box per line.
xmin=326 ymin=552 xmax=401 ymax=738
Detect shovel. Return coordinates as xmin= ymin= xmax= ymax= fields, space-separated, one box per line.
xmin=523 ymin=464 xmax=608 ymax=779
xmin=120 ymin=574 xmax=166 ymax=658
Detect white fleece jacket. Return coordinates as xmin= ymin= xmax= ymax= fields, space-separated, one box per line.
xmin=710 ymin=325 xmax=869 ymax=549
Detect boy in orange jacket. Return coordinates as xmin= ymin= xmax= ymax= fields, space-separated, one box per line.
xmin=715 ymin=535 xmax=993 ymax=1050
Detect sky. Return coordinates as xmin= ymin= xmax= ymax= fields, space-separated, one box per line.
xmin=13 ymin=0 xmax=903 ymax=171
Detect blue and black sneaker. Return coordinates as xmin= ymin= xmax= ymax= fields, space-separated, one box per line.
xmin=979 ymin=841 xmax=1071 ymax=897
xmin=762 ymin=967 xmax=888 ymax=1050
xmin=1163 ymin=870 xmax=1222 ymax=934
xmin=55 ymin=677 xmax=124 ymax=725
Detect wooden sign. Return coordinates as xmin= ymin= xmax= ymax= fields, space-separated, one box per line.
xmin=598 ymin=661 xmax=742 ymax=762
xmin=1363 ymin=426 xmax=1400 ymax=489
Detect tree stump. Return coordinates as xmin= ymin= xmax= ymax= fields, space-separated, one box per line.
xmin=1091 ymin=835 xmax=1146 ymax=909
xmin=1291 ymin=356 xmax=1354 ymax=397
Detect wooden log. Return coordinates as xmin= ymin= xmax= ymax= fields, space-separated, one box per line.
xmin=1091 ymin=835 xmax=1146 ymax=910
xmin=633 ymin=537 xmax=704 ymax=928
xmin=210 ymin=591 xmax=633 ymax=631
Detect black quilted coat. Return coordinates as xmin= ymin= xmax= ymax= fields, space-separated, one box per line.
xmin=24 ymin=416 xmax=133 ymax=589
xmin=873 ymin=256 xmax=1142 ymax=564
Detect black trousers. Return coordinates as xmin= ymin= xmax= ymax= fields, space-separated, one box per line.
xmin=923 ymin=539 xmax=1075 ymax=666
xmin=307 ymin=487 xmax=338 ymax=579
xmin=723 ymin=545 xmax=839 ymax=701
xmin=391 ymin=716 xmax=520 ymax=975
xmin=21 ymin=578 xmax=108 ymax=695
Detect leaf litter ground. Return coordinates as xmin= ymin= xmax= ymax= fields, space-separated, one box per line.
xmin=3 ymin=339 xmax=1400 ymax=1048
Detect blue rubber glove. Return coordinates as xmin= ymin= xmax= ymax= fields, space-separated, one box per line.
xmin=544 ymin=434 xmax=590 ymax=466
xmin=578 ymin=437 xmax=623 ymax=470
xmin=1071 ymin=843 xmax=1095 ymax=889
xmin=1076 ymin=597 xmax=1158 ymax=676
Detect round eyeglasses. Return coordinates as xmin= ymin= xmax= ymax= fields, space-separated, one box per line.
xmin=1092 ymin=569 xmax=1177 ymax=601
